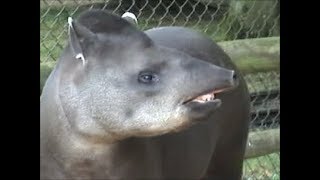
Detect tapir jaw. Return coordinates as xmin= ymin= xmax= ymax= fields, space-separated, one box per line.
xmin=180 ymin=69 xmax=239 ymax=120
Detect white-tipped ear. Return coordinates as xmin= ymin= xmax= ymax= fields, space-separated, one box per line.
xmin=67 ymin=16 xmax=87 ymax=66
xmin=68 ymin=17 xmax=73 ymax=28
xmin=75 ymin=53 xmax=86 ymax=66
xmin=121 ymin=12 xmax=138 ymax=25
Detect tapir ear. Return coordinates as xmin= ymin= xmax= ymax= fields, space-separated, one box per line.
xmin=121 ymin=12 xmax=138 ymax=25
xmin=67 ymin=17 xmax=96 ymax=65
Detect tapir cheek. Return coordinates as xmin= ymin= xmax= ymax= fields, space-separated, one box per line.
xmin=125 ymin=109 xmax=133 ymax=118
xmin=143 ymin=90 xmax=160 ymax=98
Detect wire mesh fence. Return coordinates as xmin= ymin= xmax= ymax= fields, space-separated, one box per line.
xmin=40 ymin=0 xmax=280 ymax=179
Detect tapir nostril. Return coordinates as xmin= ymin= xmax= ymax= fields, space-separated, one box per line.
xmin=230 ymin=70 xmax=236 ymax=80
xmin=232 ymin=73 xmax=237 ymax=81
xmin=230 ymin=70 xmax=238 ymax=86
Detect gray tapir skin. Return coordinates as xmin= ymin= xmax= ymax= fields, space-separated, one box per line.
xmin=40 ymin=10 xmax=250 ymax=180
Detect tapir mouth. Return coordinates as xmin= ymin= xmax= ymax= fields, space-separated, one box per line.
xmin=182 ymin=86 xmax=233 ymax=105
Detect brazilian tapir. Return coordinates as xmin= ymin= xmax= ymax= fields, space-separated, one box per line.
xmin=40 ymin=9 xmax=250 ymax=180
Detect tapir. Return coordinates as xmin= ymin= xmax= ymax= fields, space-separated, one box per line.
xmin=40 ymin=9 xmax=250 ymax=180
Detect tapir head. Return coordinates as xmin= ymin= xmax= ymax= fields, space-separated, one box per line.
xmin=58 ymin=10 xmax=238 ymax=140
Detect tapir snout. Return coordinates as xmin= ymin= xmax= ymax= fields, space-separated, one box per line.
xmin=179 ymin=57 xmax=239 ymax=99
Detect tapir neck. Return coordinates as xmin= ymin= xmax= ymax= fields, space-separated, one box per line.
xmin=41 ymin=65 xmax=115 ymax=178
xmin=41 ymin=111 xmax=160 ymax=179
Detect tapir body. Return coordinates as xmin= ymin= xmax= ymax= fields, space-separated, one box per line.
xmin=40 ymin=10 xmax=250 ymax=180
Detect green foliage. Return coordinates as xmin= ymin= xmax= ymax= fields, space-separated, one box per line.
xmin=244 ymin=153 xmax=280 ymax=180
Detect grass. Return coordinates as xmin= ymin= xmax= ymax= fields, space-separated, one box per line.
xmin=40 ymin=62 xmax=56 ymax=93
xmin=244 ymin=72 xmax=279 ymax=92
xmin=236 ymin=56 xmax=279 ymax=75
xmin=243 ymin=153 xmax=280 ymax=180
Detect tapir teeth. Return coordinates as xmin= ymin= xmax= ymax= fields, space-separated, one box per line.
xmin=192 ymin=93 xmax=215 ymax=103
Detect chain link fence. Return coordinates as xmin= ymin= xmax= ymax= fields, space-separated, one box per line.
xmin=40 ymin=0 xmax=280 ymax=179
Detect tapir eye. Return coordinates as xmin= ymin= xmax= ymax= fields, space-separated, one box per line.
xmin=138 ymin=72 xmax=159 ymax=84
